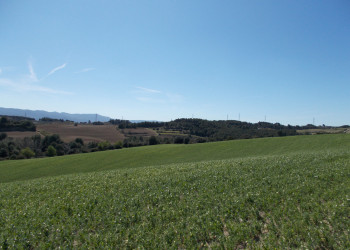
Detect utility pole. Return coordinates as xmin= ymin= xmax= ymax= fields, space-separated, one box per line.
xmin=239 ymin=113 xmax=240 ymax=121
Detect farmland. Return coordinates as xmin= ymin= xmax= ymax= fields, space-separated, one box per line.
xmin=0 ymin=134 xmax=349 ymax=248
xmin=37 ymin=123 xmax=125 ymax=143
xmin=2 ymin=123 xmax=125 ymax=143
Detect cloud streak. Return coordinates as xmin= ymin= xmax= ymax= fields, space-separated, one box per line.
xmin=136 ymin=86 xmax=161 ymax=94
xmin=134 ymin=86 xmax=184 ymax=104
xmin=75 ymin=67 xmax=95 ymax=73
xmin=0 ymin=60 xmax=72 ymax=95
xmin=28 ymin=61 xmax=38 ymax=82
xmin=136 ymin=97 xmax=165 ymax=103
xmin=0 ymin=78 xmax=73 ymax=95
xmin=48 ymin=63 xmax=67 ymax=76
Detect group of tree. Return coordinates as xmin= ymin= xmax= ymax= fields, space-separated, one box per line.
xmin=0 ymin=116 xmax=36 ymax=132
xmin=118 ymin=118 xmax=299 ymax=141
xmin=39 ymin=117 xmax=74 ymax=123
xmin=0 ymin=132 xmax=128 ymax=160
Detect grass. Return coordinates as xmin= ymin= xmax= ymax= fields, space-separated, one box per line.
xmin=0 ymin=134 xmax=350 ymax=248
xmin=1 ymin=150 xmax=349 ymax=248
xmin=1 ymin=134 xmax=350 ymax=183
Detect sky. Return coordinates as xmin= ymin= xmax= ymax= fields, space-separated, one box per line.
xmin=0 ymin=0 xmax=349 ymax=125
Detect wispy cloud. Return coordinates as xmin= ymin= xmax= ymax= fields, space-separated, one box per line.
xmin=0 ymin=78 xmax=73 ymax=95
xmin=47 ymin=63 xmax=66 ymax=76
xmin=75 ymin=67 xmax=95 ymax=73
xmin=136 ymin=86 xmax=161 ymax=94
xmin=134 ymin=86 xmax=184 ymax=104
xmin=28 ymin=61 xmax=38 ymax=82
xmin=0 ymin=60 xmax=72 ymax=95
xmin=136 ymin=97 xmax=165 ymax=103
xmin=0 ymin=68 xmax=2 ymax=75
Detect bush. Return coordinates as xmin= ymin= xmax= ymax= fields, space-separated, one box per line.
xmin=9 ymin=154 xmax=17 ymax=160
xmin=47 ymin=145 xmax=57 ymax=157
xmin=75 ymin=138 xmax=84 ymax=145
xmin=149 ymin=136 xmax=158 ymax=145
xmin=0 ymin=133 xmax=7 ymax=141
xmin=174 ymin=137 xmax=184 ymax=144
xmin=98 ymin=141 xmax=111 ymax=151
xmin=88 ymin=142 xmax=98 ymax=149
xmin=114 ymin=141 xmax=123 ymax=149
xmin=0 ymin=148 xmax=8 ymax=158
xmin=21 ymin=147 xmax=35 ymax=159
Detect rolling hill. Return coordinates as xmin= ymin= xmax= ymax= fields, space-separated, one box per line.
xmin=0 ymin=134 xmax=349 ymax=248
xmin=1 ymin=134 xmax=349 ymax=183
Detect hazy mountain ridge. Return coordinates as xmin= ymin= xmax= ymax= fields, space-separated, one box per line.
xmin=0 ymin=107 xmax=111 ymax=123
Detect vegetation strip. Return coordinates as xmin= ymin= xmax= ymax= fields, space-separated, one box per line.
xmin=1 ymin=134 xmax=350 ymax=183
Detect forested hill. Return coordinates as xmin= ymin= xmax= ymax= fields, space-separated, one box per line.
xmin=0 ymin=116 xmax=36 ymax=132
xmin=113 ymin=118 xmax=306 ymax=141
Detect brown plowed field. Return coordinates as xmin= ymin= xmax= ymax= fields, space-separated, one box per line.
xmin=121 ymin=128 xmax=158 ymax=137
xmin=5 ymin=124 xmax=158 ymax=143
xmin=36 ymin=123 xmax=125 ymax=143
xmin=5 ymin=131 xmax=39 ymax=139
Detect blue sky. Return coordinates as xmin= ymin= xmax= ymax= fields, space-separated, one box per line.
xmin=0 ymin=0 xmax=349 ymax=125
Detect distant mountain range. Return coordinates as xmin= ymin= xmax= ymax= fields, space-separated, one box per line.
xmin=0 ymin=107 xmax=112 ymax=123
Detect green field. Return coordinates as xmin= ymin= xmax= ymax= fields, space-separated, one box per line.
xmin=1 ymin=134 xmax=349 ymax=183
xmin=1 ymin=134 xmax=350 ymax=248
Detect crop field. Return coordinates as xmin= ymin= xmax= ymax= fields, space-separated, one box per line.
xmin=121 ymin=128 xmax=157 ymax=137
xmin=36 ymin=123 xmax=125 ymax=143
xmin=3 ymin=131 xmax=38 ymax=139
xmin=297 ymin=128 xmax=350 ymax=135
xmin=0 ymin=134 xmax=350 ymax=248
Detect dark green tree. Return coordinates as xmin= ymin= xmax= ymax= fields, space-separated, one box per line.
xmin=47 ymin=145 xmax=57 ymax=157
xmin=21 ymin=147 xmax=35 ymax=159
xmin=0 ymin=133 xmax=7 ymax=141
xmin=149 ymin=136 xmax=158 ymax=145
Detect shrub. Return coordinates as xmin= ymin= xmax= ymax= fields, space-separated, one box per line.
xmin=114 ymin=141 xmax=123 ymax=149
xmin=0 ymin=148 xmax=8 ymax=158
xmin=149 ymin=136 xmax=158 ymax=145
xmin=0 ymin=133 xmax=7 ymax=141
xmin=75 ymin=138 xmax=84 ymax=145
xmin=174 ymin=137 xmax=184 ymax=144
xmin=21 ymin=147 xmax=35 ymax=159
xmin=46 ymin=145 xmax=57 ymax=157
xmin=88 ymin=142 xmax=98 ymax=149
xmin=98 ymin=141 xmax=111 ymax=151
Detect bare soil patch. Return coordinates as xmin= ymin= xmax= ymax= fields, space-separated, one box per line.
xmin=121 ymin=128 xmax=157 ymax=137
xmin=297 ymin=128 xmax=347 ymax=135
xmin=6 ymin=131 xmax=39 ymax=139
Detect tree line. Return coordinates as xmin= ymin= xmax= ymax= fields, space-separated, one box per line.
xmin=0 ymin=116 xmax=36 ymax=132
xmin=116 ymin=118 xmax=299 ymax=141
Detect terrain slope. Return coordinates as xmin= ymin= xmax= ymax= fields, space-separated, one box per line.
xmin=0 ymin=134 xmax=349 ymax=183
xmin=0 ymin=134 xmax=349 ymax=248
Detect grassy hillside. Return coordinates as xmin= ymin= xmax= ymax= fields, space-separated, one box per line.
xmin=1 ymin=134 xmax=350 ymax=183
xmin=1 ymin=149 xmax=349 ymax=248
